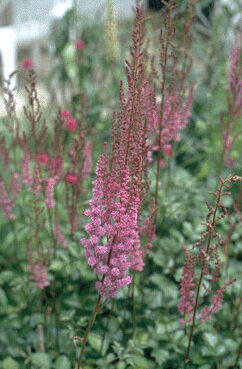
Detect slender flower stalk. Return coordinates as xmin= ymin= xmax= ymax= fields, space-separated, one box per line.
xmin=0 ymin=179 xmax=17 ymax=220
xmin=180 ymin=175 xmax=242 ymax=366
xmin=218 ymin=44 xmax=241 ymax=177
xmin=151 ymin=0 xmax=195 ymax=216
xmin=78 ymin=4 xmax=152 ymax=366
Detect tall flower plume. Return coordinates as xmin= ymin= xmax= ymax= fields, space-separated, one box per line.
xmin=82 ymin=4 xmax=154 ymax=297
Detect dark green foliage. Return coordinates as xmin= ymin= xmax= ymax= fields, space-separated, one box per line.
xmin=0 ymin=1 xmax=241 ymax=368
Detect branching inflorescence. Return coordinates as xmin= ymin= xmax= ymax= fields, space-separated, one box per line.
xmin=142 ymin=0 xmax=196 ymax=211
xmin=82 ymin=3 xmax=154 ymax=298
xmin=0 ymin=67 xmax=92 ymax=290
xmin=79 ymin=3 xmax=156 ymax=366
xmin=219 ymin=41 xmax=241 ymax=173
xmin=179 ymin=175 xmax=242 ymax=365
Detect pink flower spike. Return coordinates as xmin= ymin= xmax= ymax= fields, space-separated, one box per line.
xmin=159 ymin=159 xmax=166 ymax=168
xmin=82 ymin=140 xmax=92 ymax=179
xmin=38 ymin=154 xmax=49 ymax=166
xmin=225 ymin=156 xmax=235 ymax=167
xmin=75 ymin=40 xmax=85 ymax=50
xmin=60 ymin=110 xmax=72 ymax=118
xmin=65 ymin=117 xmax=76 ymax=132
xmin=21 ymin=58 xmax=34 ymax=69
xmin=50 ymin=156 xmax=63 ymax=173
xmin=45 ymin=177 xmax=58 ymax=209
xmin=163 ymin=144 xmax=173 ymax=156
xmin=0 ymin=180 xmax=17 ymax=220
xmin=65 ymin=173 xmax=79 ymax=184
xmin=55 ymin=219 xmax=68 ymax=248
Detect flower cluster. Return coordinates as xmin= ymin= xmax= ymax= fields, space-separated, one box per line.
xmin=82 ymin=154 xmax=140 ymax=298
xmin=82 ymin=4 xmax=155 ymax=297
xmin=148 ymin=88 xmax=193 ymax=164
xmin=75 ymin=40 xmax=85 ymax=51
xmin=229 ymin=46 xmax=242 ymax=112
xmin=200 ymin=279 xmax=236 ymax=323
xmin=21 ymin=58 xmax=34 ymax=70
xmin=178 ymin=246 xmax=196 ymax=325
xmin=28 ymin=245 xmax=50 ymax=290
xmin=60 ymin=110 xmax=77 ymax=132
xmin=220 ymin=45 xmax=242 ymax=170
xmin=55 ymin=216 xmax=67 ymax=248
xmin=0 ymin=179 xmax=17 ymax=220
xmin=178 ymin=176 xmax=241 ymax=327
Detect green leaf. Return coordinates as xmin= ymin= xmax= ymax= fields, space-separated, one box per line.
xmin=151 ymin=348 xmax=169 ymax=365
xmin=132 ymin=354 xmax=152 ymax=368
xmin=56 ymin=356 xmax=71 ymax=369
xmin=0 ymin=271 xmax=16 ymax=285
xmin=49 ymin=260 xmax=64 ymax=271
xmin=0 ymin=287 xmax=8 ymax=313
xmin=88 ymin=333 xmax=102 ymax=352
xmin=117 ymin=363 xmax=126 ymax=369
xmin=29 ymin=313 xmax=44 ymax=327
xmin=203 ymin=332 xmax=218 ymax=348
xmin=2 ymin=357 xmax=19 ymax=369
xmin=31 ymin=353 xmax=51 ymax=368
xmin=68 ymin=243 xmax=79 ymax=258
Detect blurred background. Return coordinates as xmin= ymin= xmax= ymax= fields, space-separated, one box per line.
xmin=0 ymin=2 xmax=241 ymax=368
xmin=0 ymin=0 xmax=241 ymax=115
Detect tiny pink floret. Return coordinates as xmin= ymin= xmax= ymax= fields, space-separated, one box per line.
xmin=60 ymin=110 xmax=72 ymax=118
xmin=225 ymin=156 xmax=235 ymax=167
xmin=75 ymin=40 xmax=85 ymax=50
xmin=38 ymin=153 xmax=49 ymax=165
xmin=163 ymin=144 xmax=173 ymax=156
xmin=21 ymin=58 xmax=34 ymax=69
xmin=65 ymin=173 xmax=79 ymax=184
xmin=65 ymin=117 xmax=76 ymax=132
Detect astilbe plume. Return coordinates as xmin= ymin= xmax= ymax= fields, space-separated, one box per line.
xmin=149 ymin=87 xmax=194 ymax=161
xmin=180 ymin=175 xmax=242 ymax=363
xmin=55 ymin=213 xmax=67 ymax=248
xmin=178 ymin=246 xmax=196 ymax=325
xmin=82 ymin=152 xmax=140 ymax=298
xmin=0 ymin=179 xmax=17 ymax=220
xmin=130 ymin=201 xmax=156 ymax=272
xmin=28 ymin=244 xmax=50 ymax=289
xmin=44 ymin=176 xmax=59 ymax=209
xmin=82 ymin=140 xmax=92 ymax=179
xmin=228 ymin=45 xmax=242 ymax=112
xmin=0 ymin=170 xmax=21 ymax=220
xmin=200 ymin=279 xmax=235 ymax=323
xmin=82 ymin=4 xmax=154 ymax=297
xmin=144 ymin=0 xmax=196 ymax=210
xmin=58 ymin=98 xmax=92 ymax=237
xmin=21 ymin=144 xmax=34 ymax=189
xmin=219 ymin=43 xmax=241 ymax=172
xmin=0 ymin=66 xmax=91 ymax=297
xmin=223 ymin=199 xmax=242 ymax=268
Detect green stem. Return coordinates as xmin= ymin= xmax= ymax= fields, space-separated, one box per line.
xmin=100 ymin=299 xmax=115 ymax=356
xmin=184 ymin=180 xmax=226 ymax=365
xmin=154 ymin=17 xmax=169 ymax=220
xmin=10 ymin=220 xmax=19 ymax=249
xmin=77 ymin=294 xmax=102 ymax=368
xmin=131 ymin=271 xmax=137 ymax=338
xmin=233 ymin=335 xmax=242 ymax=368
xmin=37 ymin=294 xmax=45 ymax=352
xmin=165 ymin=155 xmax=172 ymax=195
xmin=122 ymin=279 xmax=132 ymax=343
